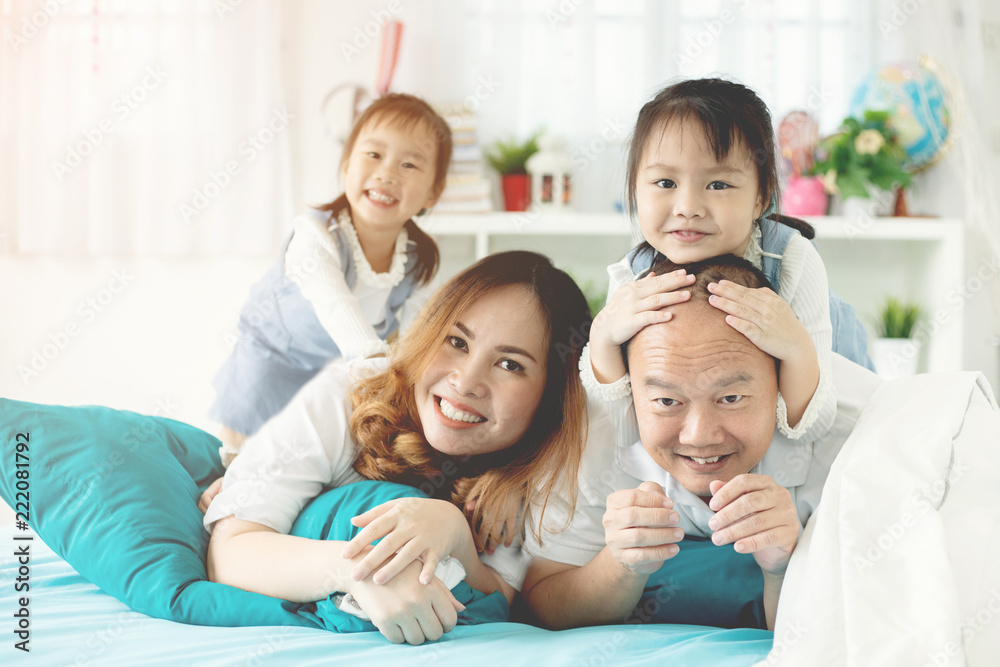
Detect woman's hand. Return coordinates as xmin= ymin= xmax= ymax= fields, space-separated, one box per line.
xmin=590 ymin=270 xmax=694 ymax=384
xmin=707 ymin=475 xmax=799 ymax=576
xmin=341 ymin=498 xmax=473 ymax=586
xmin=348 ymin=558 xmax=466 ymax=645
xmin=198 ymin=477 xmax=224 ymax=514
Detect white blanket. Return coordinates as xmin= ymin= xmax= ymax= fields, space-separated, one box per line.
xmin=761 ymin=372 xmax=1000 ymax=667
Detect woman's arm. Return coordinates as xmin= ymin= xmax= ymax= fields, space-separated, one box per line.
xmin=208 ymin=516 xmax=355 ymax=602
xmin=208 ymin=515 xmax=465 ymax=644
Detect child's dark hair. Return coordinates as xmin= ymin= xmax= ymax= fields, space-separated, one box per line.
xmin=316 ymin=93 xmax=452 ymax=286
xmin=625 ymin=78 xmax=814 ymax=265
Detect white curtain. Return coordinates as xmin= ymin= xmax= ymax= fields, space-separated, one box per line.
xmin=0 ymin=0 xmax=292 ymax=256
xmin=391 ymin=0 xmax=878 ymax=214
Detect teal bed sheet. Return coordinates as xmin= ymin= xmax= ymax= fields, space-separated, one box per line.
xmin=2 ymin=527 xmax=773 ymax=666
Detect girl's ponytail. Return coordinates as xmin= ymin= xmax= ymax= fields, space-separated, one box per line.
xmin=403 ymin=218 xmax=440 ymax=286
xmin=766 ymin=213 xmax=816 ymax=240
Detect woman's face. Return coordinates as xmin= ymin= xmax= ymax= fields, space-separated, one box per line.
xmin=415 ymin=285 xmax=550 ymax=458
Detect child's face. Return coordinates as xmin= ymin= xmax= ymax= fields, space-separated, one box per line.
xmin=635 ymin=118 xmax=764 ymax=264
xmin=342 ymin=117 xmax=440 ymax=234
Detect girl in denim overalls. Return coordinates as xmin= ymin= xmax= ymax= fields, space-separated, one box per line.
xmin=586 ymin=78 xmax=874 ymax=450
xmin=209 ymin=94 xmax=451 ymax=464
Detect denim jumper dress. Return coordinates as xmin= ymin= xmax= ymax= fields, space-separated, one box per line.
xmin=208 ymin=209 xmax=421 ymax=436
xmin=626 ymin=218 xmax=875 ymax=370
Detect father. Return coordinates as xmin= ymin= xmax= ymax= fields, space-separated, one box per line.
xmin=521 ymin=255 xmax=881 ymax=631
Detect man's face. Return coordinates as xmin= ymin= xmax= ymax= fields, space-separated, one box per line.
xmin=628 ymin=300 xmax=778 ymax=498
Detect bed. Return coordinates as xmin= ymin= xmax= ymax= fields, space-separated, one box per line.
xmin=1 ymin=370 xmax=998 ymax=666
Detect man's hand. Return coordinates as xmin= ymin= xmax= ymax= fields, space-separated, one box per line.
xmin=603 ymin=481 xmax=684 ymax=575
xmin=707 ymin=475 xmax=799 ymax=575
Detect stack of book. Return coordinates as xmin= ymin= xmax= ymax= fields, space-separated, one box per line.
xmin=433 ymin=104 xmax=493 ymax=214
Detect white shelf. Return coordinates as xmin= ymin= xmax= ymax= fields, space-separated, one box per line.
xmin=421 ymin=213 xmax=965 ymax=374
xmin=423 ymin=212 xmax=962 ymax=241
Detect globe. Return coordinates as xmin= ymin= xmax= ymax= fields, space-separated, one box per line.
xmin=849 ymin=57 xmax=951 ymax=172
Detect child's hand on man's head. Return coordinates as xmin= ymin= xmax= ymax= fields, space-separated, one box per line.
xmin=705 ymin=280 xmax=813 ymax=363
xmin=590 ymin=270 xmax=695 ymax=384
xmin=706 ymin=474 xmax=799 ymax=576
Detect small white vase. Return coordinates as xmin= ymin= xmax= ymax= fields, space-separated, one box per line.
xmin=839 ymin=186 xmax=895 ymax=219
xmin=870 ymin=337 xmax=921 ymax=380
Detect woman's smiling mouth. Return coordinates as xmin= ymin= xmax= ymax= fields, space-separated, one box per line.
xmin=435 ymin=396 xmax=487 ymax=426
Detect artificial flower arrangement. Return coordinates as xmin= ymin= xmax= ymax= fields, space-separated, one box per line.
xmin=810 ymin=110 xmax=912 ymax=199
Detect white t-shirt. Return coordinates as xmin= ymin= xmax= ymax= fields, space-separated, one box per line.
xmin=203 ymin=357 xmax=528 ymax=591
xmin=525 ymin=354 xmax=882 ymax=567
xmin=284 ymin=210 xmax=434 ymax=360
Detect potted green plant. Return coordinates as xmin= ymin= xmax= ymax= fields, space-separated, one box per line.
xmin=810 ymin=110 xmax=912 ymax=217
xmin=870 ymin=296 xmax=922 ymax=379
xmin=485 ymin=132 xmax=540 ymax=212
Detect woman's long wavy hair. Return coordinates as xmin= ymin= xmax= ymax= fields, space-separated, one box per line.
xmin=350 ymin=251 xmax=591 ymax=550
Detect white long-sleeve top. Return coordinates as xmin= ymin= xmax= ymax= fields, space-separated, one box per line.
xmin=594 ymin=223 xmax=837 ymax=448
xmin=283 ymin=209 xmax=434 ymax=360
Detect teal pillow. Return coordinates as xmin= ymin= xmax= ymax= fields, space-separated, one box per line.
xmin=0 ymin=398 xmax=313 ymax=628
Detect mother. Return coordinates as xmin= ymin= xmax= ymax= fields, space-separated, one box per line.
xmin=203 ymin=250 xmax=590 ymax=645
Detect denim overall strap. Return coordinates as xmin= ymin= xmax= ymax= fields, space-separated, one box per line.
xmin=759 ymin=216 xmax=875 ymax=370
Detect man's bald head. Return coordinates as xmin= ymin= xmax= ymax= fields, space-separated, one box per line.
xmin=624 ymin=253 xmax=779 ymax=496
